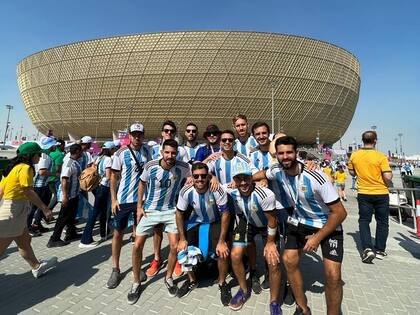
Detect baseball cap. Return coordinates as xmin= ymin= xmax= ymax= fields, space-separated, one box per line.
xmin=130 ymin=123 xmax=144 ymax=133
xmin=232 ymin=162 xmax=252 ymax=178
xmin=203 ymin=124 xmax=221 ymax=138
xmin=102 ymin=141 xmax=116 ymax=149
xmin=39 ymin=136 xmax=59 ymax=150
xmin=81 ymin=136 xmax=93 ymax=144
xmin=17 ymin=142 xmax=45 ymax=157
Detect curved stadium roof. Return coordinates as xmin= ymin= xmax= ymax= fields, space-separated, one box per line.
xmin=17 ymin=31 xmax=360 ymax=144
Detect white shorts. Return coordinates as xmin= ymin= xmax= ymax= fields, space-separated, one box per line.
xmin=136 ymin=210 xmax=178 ymax=236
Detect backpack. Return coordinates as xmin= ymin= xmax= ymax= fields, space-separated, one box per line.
xmin=79 ymin=158 xmax=102 ymax=192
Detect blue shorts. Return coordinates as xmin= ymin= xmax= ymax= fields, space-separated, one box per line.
xmin=113 ymin=202 xmax=137 ymax=231
xmin=136 ymin=210 xmax=177 ymax=236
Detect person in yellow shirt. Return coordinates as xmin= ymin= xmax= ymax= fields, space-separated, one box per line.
xmin=348 ymin=131 xmax=393 ymax=264
xmin=334 ymin=166 xmax=348 ymax=201
xmin=0 ymin=142 xmax=57 ymax=278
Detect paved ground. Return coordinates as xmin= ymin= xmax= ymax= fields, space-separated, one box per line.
xmin=1 ymin=171 xmax=420 ymax=315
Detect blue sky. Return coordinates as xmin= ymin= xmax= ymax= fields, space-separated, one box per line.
xmin=0 ymin=0 xmax=419 ymax=154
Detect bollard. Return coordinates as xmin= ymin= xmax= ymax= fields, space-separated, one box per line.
xmin=416 ymin=199 xmax=420 ymax=238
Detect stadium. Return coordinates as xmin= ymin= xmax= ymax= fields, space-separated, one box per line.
xmin=17 ymin=31 xmax=360 ymax=144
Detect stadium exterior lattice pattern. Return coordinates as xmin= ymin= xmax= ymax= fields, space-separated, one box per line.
xmin=17 ymin=31 xmax=360 ymax=144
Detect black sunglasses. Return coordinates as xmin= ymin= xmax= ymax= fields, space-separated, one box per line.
xmin=221 ymin=138 xmax=234 ymax=143
xmin=163 ymin=129 xmax=175 ymax=134
xmin=192 ymin=174 xmax=207 ymax=179
xmin=186 ymin=129 xmax=197 ymax=133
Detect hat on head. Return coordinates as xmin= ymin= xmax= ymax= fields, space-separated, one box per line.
xmin=102 ymin=141 xmax=116 ymax=149
xmin=232 ymin=162 xmax=252 ymax=178
xmin=130 ymin=123 xmax=144 ymax=133
xmin=39 ymin=136 xmax=59 ymax=150
xmin=81 ymin=136 xmax=93 ymax=144
xmin=203 ymin=124 xmax=221 ymax=138
xmin=17 ymin=142 xmax=45 ymax=157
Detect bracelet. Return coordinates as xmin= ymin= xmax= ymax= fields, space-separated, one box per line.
xmin=267 ymin=226 xmax=277 ymax=236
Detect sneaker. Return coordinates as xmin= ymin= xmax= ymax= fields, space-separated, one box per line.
xmin=32 ymin=257 xmax=58 ymax=278
xmin=293 ymin=306 xmax=311 ymax=315
xmin=47 ymin=239 xmax=70 ymax=248
xmin=219 ymin=281 xmax=232 ymax=306
xmin=107 ymin=268 xmax=121 ymax=289
xmin=29 ymin=227 xmax=42 ymax=237
xmin=164 ymin=277 xmax=178 ymax=297
xmin=33 ymin=224 xmax=49 ymax=233
xmin=261 ymin=274 xmax=270 ymax=291
xmin=250 ymin=273 xmax=262 ymax=294
xmin=146 ymin=259 xmax=161 ymax=277
xmin=229 ymin=288 xmax=251 ymax=311
xmin=343 ymin=197 xmax=348 ymax=201
xmin=129 ymin=235 xmax=135 ymax=244
xmin=361 ymin=248 xmax=375 ymax=263
xmin=375 ymin=250 xmax=388 ymax=260
xmin=64 ymin=233 xmax=82 ymax=242
xmin=173 ymin=261 xmax=183 ymax=277
xmin=177 ymin=280 xmax=197 ymax=298
xmin=282 ymin=282 xmax=296 ymax=308
xmin=78 ymin=242 xmax=99 ymax=249
xmin=127 ymin=282 xmax=142 ymax=305
xmin=270 ymin=302 xmax=283 ymax=315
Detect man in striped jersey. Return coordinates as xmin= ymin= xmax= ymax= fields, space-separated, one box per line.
xmin=151 ymin=120 xmax=188 ymax=162
xmin=47 ymin=144 xmax=83 ymax=248
xmin=226 ymin=162 xmax=282 ymax=315
xmin=127 ymin=139 xmax=191 ymax=304
xmin=175 ymin=162 xmax=231 ymax=304
xmin=274 ymin=136 xmax=347 ymax=315
xmin=106 ymin=123 xmax=152 ymax=290
xmin=233 ymin=114 xmax=258 ymax=157
xmin=207 ymin=130 xmax=258 ymax=186
xmin=183 ymin=122 xmax=204 ymax=164
xmin=28 ymin=136 xmax=58 ymax=236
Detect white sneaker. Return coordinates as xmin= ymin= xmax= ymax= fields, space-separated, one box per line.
xmin=78 ymin=242 xmax=99 ymax=249
xmin=32 ymin=257 xmax=58 ymax=278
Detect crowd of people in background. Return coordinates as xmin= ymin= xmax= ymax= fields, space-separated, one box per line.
xmin=1 ymin=113 xmax=404 ymax=315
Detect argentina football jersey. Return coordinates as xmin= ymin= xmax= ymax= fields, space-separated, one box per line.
xmin=33 ymin=153 xmax=53 ymax=188
xmin=152 ymin=143 xmax=189 ymax=163
xmin=183 ymin=143 xmax=205 ymax=164
xmin=57 ymin=156 xmax=82 ymax=201
xmin=234 ymin=136 xmax=258 ymax=157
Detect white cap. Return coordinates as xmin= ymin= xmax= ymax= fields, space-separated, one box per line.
xmin=130 ymin=123 xmax=144 ymax=133
xmin=81 ymin=136 xmax=93 ymax=144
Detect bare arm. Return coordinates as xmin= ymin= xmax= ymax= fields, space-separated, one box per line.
xmin=110 ymin=170 xmax=120 ymax=214
xmin=136 ymin=180 xmax=147 ymax=221
xmin=216 ymin=211 xmax=231 ymax=259
xmin=264 ymin=210 xmax=280 ymax=265
xmin=252 ymin=169 xmax=267 ymax=182
xmin=38 ymin=168 xmax=56 ymax=178
xmin=382 ymin=171 xmax=393 ymax=187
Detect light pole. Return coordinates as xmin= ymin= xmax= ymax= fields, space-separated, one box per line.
xmin=371 ymin=125 xmax=378 ymax=149
xmin=394 ymin=138 xmax=398 ymax=155
xmin=2 ymin=105 xmax=13 ymax=148
xmin=271 ymin=80 xmax=279 ymax=133
xmin=398 ymin=133 xmax=403 ymax=158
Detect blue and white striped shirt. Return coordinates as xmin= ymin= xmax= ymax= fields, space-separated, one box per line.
xmin=234 ymin=136 xmax=258 ymax=157
xmin=207 ymin=152 xmax=258 ymax=185
xmin=112 ymin=145 xmax=152 ymax=204
xmin=66 ymin=151 xmax=92 ymax=171
xmin=34 ymin=153 xmax=53 ymax=188
xmin=177 ymin=185 xmax=228 ymax=225
xmin=97 ymin=155 xmax=112 ymax=187
xmin=183 ymin=143 xmax=205 ymax=163
xmin=141 ymin=160 xmax=191 ymax=212
xmin=57 ymin=156 xmax=82 ymax=201
xmin=152 ymin=144 xmax=189 ymax=163
xmin=227 ymin=186 xmax=276 ymax=228
xmin=277 ymin=164 xmax=341 ymax=229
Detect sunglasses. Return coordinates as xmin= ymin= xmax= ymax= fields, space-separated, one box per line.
xmin=163 ymin=129 xmax=175 ymax=134
xmin=192 ymin=174 xmax=208 ymax=179
xmin=221 ymin=138 xmax=234 ymax=143
xmin=186 ymin=129 xmax=197 ymax=134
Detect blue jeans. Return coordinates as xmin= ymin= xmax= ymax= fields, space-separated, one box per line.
xmin=81 ymin=185 xmax=110 ymax=244
xmin=357 ymin=194 xmax=389 ymax=251
xmin=27 ymin=186 xmax=51 ymax=227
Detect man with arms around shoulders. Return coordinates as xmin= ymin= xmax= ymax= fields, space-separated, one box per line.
xmin=226 ymin=162 xmax=282 ymax=315
xmin=106 ymin=123 xmax=152 ymax=289
xmin=183 ymin=122 xmax=204 ymax=164
xmin=127 ymin=139 xmax=191 ymax=304
xmin=347 ymin=130 xmax=393 ymax=263
xmin=175 ymin=162 xmax=232 ymax=305
xmin=273 ymin=136 xmax=347 ymax=315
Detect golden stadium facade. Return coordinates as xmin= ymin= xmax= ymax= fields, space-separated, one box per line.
xmin=17 ymin=31 xmax=360 ymax=144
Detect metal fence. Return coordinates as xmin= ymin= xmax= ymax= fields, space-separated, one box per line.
xmin=389 ymin=187 xmax=420 ymax=231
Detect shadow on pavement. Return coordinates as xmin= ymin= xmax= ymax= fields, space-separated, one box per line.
xmin=346 ymin=231 xmax=363 ymax=254
xmin=300 ymin=251 xmax=326 ymax=294
xmin=394 ymin=232 xmax=420 ymax=259
xmin=0 ymin=246 xmax=18 ymax=261
xmin=0 ymin=242 xmax=112 ymax=314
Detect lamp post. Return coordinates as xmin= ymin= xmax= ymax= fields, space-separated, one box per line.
xmin=394 ymin=138 xmax=398 ymax=155
xmin=270 ymin=80 xmax=279 ymax=133
xmin=2 ymin=105 xmax=13 ymax=148
xmin=398 ymin=133 xmax=403 ymax=158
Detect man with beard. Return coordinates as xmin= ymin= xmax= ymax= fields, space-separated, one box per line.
xmin=106 ymin=123 xmax=152 ymax=289
xmin=233 ymin=114 xmax=258 ymax=157
xmin=183 ymin=122 xmax=204 ymax=164
xmin=272 ymin=136 xmax=347 ymax=315
xmin=127 ymin=139 xmax=190 ymax=304
xmin=175 ymin=162 xmax=231 ymax=305
xmin=226 ymin=162 xmax=282 ymax=315
xmin=151 ymin=120 xmax=188 ymax=162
